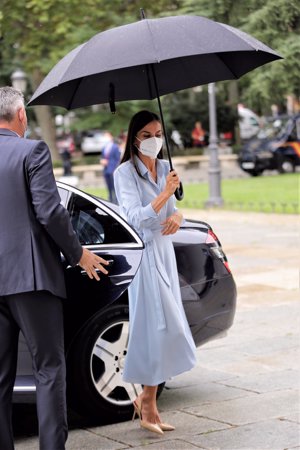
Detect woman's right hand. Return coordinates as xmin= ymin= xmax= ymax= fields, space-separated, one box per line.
xmin=164 ymin=170 xmax=180 ymax=196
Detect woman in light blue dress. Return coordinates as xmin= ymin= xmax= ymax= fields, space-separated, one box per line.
xmin=114 ymin=111 xmax=196 ymax=435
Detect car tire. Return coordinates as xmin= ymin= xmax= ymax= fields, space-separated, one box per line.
xmin=248 ymin=169 xmax=263 ymax=176
xmin=67 ymin=304 xmax=165 ymax=422
xmin=278 ymin=157 xmax=295 ymax=174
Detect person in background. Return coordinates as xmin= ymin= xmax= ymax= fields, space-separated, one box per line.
xmin=0 ymin=86 xmax=109 ymax=450
xmin=191 ymin=120 xmax=205 ymax=147
xmin=114 ymin=110 xmax=196 ymax=436
xmin=100 ymin=132 xmax=121 ymax=203
xmin=57 ymin=132 xmax=75 ymax=176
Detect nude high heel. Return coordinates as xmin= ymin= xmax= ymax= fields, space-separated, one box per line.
xmin=132 ymin=400 xmax=141 ymax=421
xmin=158 ymin=422 xmax=175 ymax=431
xmin=132 ymin=399 xmax=164 ymax=435
xmin=132 ymin=399 xmax=175 ymax=433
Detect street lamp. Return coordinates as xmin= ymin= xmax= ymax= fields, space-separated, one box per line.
xmin=205 ymin=82 xmax=223 ymax=207
xmin=11 ymin=69 xmax=27 ymax=94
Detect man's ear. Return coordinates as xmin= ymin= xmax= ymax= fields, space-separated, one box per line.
xmin=18 ymin=107 xmax=25 ymax=122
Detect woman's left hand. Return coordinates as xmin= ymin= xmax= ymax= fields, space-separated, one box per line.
xmin=161 ymin=212 xmax=183 ymax=235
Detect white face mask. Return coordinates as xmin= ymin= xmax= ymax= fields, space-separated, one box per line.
xmin=137 ymin=136 xmax=163 ymax=159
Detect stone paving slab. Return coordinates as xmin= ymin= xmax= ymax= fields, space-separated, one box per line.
xmin=129 ymin=439 xmax=205 ymax=449
xmin=159 ymin=382 xmax=254 ymax=411
xmin=65 ymin=428 xmax=129 ymax=450
xmin=185 ymin=418 xmax=300 ymax=450
xmin=164 ymin=365 xmax=237 ymax=388
xmin=87 ymin=410 xmax=231 ymax=446
xmin=184 ymin=389 xmax=299 ymax=426
xmin=216 ymin=369 xmax=300 ymax=394
xmin=236 ymin=267 xmax=298 ymax=290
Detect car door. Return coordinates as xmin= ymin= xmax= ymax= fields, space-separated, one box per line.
xmin=14 ymin=183 xmax=144 ymax=393
xmin=57 ymin=183 xmax=144 ymax=324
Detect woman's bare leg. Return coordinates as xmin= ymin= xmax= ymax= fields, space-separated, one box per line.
xmin=136 ymin=385 xmax=161 ymax=424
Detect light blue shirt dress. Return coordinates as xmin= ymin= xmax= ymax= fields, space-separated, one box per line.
xmin=114 ymin=157 xmax=196 ymax=386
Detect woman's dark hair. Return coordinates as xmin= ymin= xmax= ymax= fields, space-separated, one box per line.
xmin=120 ymin=110 xmax=163 ymax=176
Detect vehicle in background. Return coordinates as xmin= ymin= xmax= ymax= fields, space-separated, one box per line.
xmin=238 ymin=104 xmax=261 ymax=141
xmin=81 ymin=130 xmax=112 ymax=154
xmin=239 ymin=114 xmax=300 ymax=176
xmin=14 ymin=182 xmax=236 ymax=423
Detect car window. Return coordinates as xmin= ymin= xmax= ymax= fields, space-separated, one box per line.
xmin=250 ymin=117 xmax=259 ymax=126
xmin=58 ymin=187 xmax=69 ymax=207
xmin=68 ymin=193 xmax=136 ymax=245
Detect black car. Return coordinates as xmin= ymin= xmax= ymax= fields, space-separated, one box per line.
xmin=13 ymin=182 xmax=236 ymax=422
xmin=239 ymin=114 xmax=300 ymax=176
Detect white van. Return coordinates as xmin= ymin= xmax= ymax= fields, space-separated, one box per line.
xmin=238 ymin=104 xmax=261 ymax=140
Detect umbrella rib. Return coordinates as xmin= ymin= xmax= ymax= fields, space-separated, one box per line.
xmin=215 ymin=52 xmax=238 ymax=79
xmin=66 ymin=78 xmax=84 ymax=110
xmin=145 ymin=64 xmax=154 ymax=98
xmin=144 ymin=19 xmax=160 ymax=63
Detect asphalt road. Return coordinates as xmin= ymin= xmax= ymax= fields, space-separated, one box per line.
xmin=14 ymin=210 xmax=300 ymax=450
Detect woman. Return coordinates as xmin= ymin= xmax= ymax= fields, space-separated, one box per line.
xmin=114 ymin=111 xmax=196 ymax=435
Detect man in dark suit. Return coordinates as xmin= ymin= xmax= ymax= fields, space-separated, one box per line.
xmin=0 ymin=86 xmax=109 ymax=450
xmin=100 ymin=132 xmax=121 ymax=204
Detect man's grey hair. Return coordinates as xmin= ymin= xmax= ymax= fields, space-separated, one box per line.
xmin=0 ymin=86 xmax=25 ymax=122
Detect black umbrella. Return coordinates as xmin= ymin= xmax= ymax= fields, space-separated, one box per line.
xmin=28 ymin=11 xmax=282 ymax=199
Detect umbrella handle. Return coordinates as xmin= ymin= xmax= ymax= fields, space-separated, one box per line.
xmin=170 ymin=167 xmax=184 ymax=200
xmin=175 ymin=181 xmax=184 ymax=201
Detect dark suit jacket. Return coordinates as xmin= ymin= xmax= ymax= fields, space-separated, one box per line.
xmin=0 ymin=128 xmax=82 ymax=298
xmin=103 ymin=142 xmax=120 ymax=175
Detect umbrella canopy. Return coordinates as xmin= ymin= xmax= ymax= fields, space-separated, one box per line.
xmin=28 ymin=14 xmax=281 ymax=109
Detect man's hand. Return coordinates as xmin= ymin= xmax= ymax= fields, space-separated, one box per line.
xmin=78 ymin=248 xmax=109 ymax=281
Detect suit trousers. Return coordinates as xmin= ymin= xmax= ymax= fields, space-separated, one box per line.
xmin=0 ymin=291 xmax=68 ymax=450
xmin=104 ymin=172 xmax=117 ymax=204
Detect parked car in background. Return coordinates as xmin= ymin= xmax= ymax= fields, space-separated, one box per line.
xmin=81 ymin=130 xmax=112 ymax=154
xmin=238 ymin=104 xmax=261 ymax=141
xmin=14 ymin=182 xmax=237 ymax=423
xmin=239 ymin=114 xmax=300 ymax=176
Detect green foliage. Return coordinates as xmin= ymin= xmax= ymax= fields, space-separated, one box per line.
xmin=70 ymin=99 xmax=157 ymax=136
xmin=163 ymin=87 xmax=238 ymax=146
xmin=178 ymin=0 xmax=300 ymax=114
xmin=239 ymin=0 xmax=300 ymax=112
xmin=1 ymin=0 xmax=298 ymax=134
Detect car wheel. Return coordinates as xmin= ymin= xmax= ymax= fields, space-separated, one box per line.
xmin=248 ymin=169 xmax=263 ymax=176
xmin=278 ymin=157 xmax=295 ymax=174
xmin=67 ymin=304 xmax=164 ymax=422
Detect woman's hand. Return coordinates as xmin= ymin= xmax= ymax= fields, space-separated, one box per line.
xmin=164 ymin=170 xmax=180 ymax=197
xmin=161 ymin=212 xmax=183 ymax=235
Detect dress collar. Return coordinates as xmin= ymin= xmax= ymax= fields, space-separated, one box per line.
xmin=134 ymin=155 xmax=164 ymax=178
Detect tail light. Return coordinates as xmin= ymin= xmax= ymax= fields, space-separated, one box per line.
xmin=206 ymin=229 xmax=231 ymax=273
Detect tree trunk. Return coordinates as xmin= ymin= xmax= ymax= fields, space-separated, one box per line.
xmin=30 ymin=69 xmax=59 ymax=160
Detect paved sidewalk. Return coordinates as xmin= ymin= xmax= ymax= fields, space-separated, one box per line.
xmin=15 ymin=211 xmax=300 ymax=450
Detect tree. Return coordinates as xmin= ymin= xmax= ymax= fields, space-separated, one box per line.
xmin=241 ymin=0 xmax=300 ymax=114
xmin=0 ymin=0 xmax=178 ymax=158
xmin=1 ymin=0 xmax=298 ymax=159
xmin=178 ymin=0 xmax=300 ymax=115
xmin=162 ymin=87 xmax=238 ymax=148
